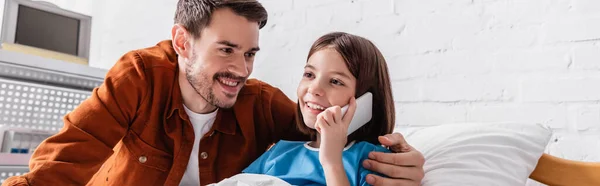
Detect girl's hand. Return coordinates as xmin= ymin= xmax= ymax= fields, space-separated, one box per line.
xmin=315 ymin=97 xmax=357 ymax=166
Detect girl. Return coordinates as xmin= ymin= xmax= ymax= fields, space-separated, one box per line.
xmin=242 ymin=32 xmax=396 ymax=186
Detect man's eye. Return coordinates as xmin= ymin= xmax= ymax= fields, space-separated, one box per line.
xmin=245 ymin=52 xmax=256 ymax=57
xmin=220 ymin=48 xmax=233 ymax=54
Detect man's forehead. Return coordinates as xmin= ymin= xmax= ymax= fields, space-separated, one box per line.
xmin=199 ymin=8 xmax=260 ymax=47
xmin=210 ymin=35 xmax=259 ymax=47
xmin=198 ymin=26 xmax=258 ymax=47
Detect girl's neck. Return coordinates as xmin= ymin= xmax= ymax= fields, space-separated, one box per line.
xmin=308 ymin=135 xmax=322 ymax=148
xmin=308 ymin=135 xmax=353 ymax=148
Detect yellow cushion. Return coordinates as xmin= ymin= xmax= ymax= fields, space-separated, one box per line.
xmin=530 ymin=153 xmax=600 ymax=186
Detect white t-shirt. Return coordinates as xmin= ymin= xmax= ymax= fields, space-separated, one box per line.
xmin=179 ymin=105 xmax=218 ymax=186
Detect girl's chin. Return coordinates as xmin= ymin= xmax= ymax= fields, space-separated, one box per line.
xmin=304 ymin=122 xmax=316 ymax=129
xmin=303 ymin=117 xmax=317 ymax=129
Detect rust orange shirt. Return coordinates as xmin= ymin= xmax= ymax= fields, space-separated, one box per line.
xmin=2 ymin=40 xmax=308 ymax=186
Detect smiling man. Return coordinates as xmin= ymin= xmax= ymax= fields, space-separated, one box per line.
xmin=3 ymin=1 xmax=425 ymax=186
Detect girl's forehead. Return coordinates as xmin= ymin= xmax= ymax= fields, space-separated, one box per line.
xmin=307 ymin=49 xmax=345 ymax=66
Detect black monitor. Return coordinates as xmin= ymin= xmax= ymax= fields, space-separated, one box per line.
xmin=1 ymin=0 xmax=91 ymax=62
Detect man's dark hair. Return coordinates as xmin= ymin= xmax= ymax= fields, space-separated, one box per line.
xmin=174 ymin=0 xmax=268 ymax=38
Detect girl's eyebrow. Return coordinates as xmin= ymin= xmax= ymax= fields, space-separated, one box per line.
xmin=331 ymin=71 xmax=352 ymax=80
xmin=305 ymin=64 xmax=352 ymax=80
xmin=304 ymin=64 xmax=316 ymax=70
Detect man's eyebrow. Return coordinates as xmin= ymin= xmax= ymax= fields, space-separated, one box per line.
xmin=216 ymin=40 xmax=240 ymax=49
xmin=249 ymin=47 xmax=260 ymax=52
xmin=217 ymin=40 xmax=260 ymax=52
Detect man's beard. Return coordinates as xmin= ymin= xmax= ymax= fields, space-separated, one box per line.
xmin=184 ymin=52 xmax=245 ymax=109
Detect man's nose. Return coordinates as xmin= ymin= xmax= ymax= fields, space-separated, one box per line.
xmin=228 ymin=55 xmax=250 ymax=78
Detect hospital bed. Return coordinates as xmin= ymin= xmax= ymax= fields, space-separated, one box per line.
xmin=0 ymin=49 xmax=598 ymax=186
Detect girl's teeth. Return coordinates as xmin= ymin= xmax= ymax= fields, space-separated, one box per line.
xmin=307 ymin=103 xmax=325 ymax=110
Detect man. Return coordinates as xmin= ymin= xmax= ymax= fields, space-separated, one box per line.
xmin=3 ymin=0 xmax=425 ymax=185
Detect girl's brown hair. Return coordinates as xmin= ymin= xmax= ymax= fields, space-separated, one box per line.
xmin=295 ymin=32 xmax=395 ymax=145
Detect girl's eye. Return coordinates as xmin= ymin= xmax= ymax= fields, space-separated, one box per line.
xmin=331 ymin=79 xmax=344 ymax=86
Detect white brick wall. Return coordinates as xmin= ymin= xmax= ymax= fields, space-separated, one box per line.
xmin=253 ymin=0 xmax=600 ymax=167
xmin=2 ymin=0 xmax=599 ymax=182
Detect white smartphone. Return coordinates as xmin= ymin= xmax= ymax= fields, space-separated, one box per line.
xmin=341 ymin=92 xmax=373 ymax=136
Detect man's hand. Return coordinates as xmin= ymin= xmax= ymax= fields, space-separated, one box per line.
xmin=362 ymin=133 xmax=425 ymax=186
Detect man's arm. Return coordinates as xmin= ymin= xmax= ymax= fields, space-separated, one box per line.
xmin=2 ymin=52 xmax=149 ymax=185
xmin=362 ymin=134 xmax=425 ymax=186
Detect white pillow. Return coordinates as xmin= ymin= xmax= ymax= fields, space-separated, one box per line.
xmin=403 ymin=123 xmax=552 ymax=186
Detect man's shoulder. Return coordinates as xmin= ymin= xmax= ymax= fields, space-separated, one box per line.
xmin=106 ymin=40 xmax=180 ymax=89
xmin=108 ymin=40 xmax=178 ymax=77
xmin=131 ymin=40 xmax=178 ymax=70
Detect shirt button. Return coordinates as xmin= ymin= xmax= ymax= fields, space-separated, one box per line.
xmin=138 ymin=156 xmax=147 ymax=163
xmin=200 ymin=152 xmax=208 ymax=159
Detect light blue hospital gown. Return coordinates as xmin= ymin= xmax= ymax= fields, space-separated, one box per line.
xmin=243 ymin=140 xmax=390 ymax=186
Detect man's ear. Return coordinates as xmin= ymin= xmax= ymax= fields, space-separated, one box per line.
xmin=171 ymin=24 xmax=191 ymax=59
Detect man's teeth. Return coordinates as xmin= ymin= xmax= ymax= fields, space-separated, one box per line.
xmin=307 ymin=102 xmax=325 ymax=110
xmin=219 ymin=79 xmax=239 ymax=86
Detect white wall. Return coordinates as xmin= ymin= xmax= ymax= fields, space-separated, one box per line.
xmin=2 ymin=0 xmax=599 ymax=168
xmin=87 ymin=0 xmax=176 ymax=69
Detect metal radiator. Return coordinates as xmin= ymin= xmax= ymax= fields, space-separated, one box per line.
xmin=0 ymin=49 xmax=106 ymax=183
